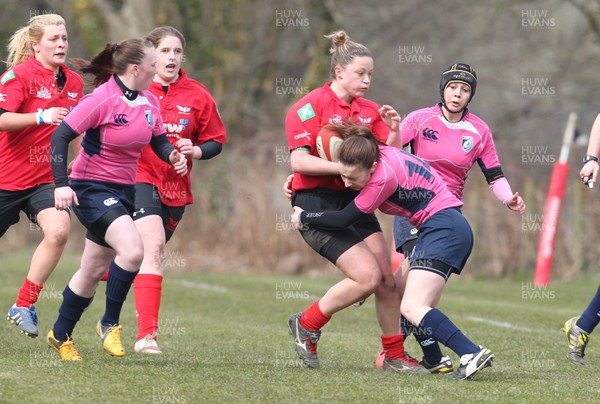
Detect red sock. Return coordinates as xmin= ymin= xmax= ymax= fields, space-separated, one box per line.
xmin=133 ymin=274 xmax=163 ymax=341
xmin=15 ymin=278 xmax=43 ymax=308
xmin=100 ymin=269 xmax=109 ymax=282
xmin=381 ymin=333 xmax=405 ymax=360
xmin=300 ymin=300 xmax=331 ymax=331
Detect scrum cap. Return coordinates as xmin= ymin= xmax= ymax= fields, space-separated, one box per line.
xmin=439 ymin=63 xmax=477 ymax=101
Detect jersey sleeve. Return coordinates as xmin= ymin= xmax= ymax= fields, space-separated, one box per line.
xmin=476 ymin=126 xmax=504 ymax=183
xmin=0 ymin=69 xmax=27 ymax=112
xmin=285 ymin=99 xmax=319 ymax=152
xmin=355 ymin=175 xmax=397 ymax=214
xmin=399 ymin=111 xmax=420 ymax=147
xmin=300 ymin=200 xmax=364 ymax=230
xmin=196 ymin=92 xmax=227 ymax=144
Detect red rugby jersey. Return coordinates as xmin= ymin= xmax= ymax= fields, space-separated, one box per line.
xmin=136 ymin=69 xmax=227 ymax=206
xmin=285 ymin=82 xmax=388 ymax=191
xmin=0 ymin=56 xmax=83 ymax=191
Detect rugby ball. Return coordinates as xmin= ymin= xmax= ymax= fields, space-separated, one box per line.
xmin=316 ymin=128 xmax=343 ymax=162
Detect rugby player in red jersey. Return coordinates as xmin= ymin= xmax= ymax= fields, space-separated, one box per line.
xmin=285 ymin=31 xmax=425 ymax=372
xmin=1 ymin=14 xmax=83 ymax=338
xmin=131 ymin=26 xmax=227 ymax=354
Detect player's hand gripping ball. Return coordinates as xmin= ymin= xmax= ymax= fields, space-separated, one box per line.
xmin=316 ymin=127 xmax=343 ymax=162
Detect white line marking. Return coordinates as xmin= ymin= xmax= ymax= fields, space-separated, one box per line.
xmin=177 ymin=280 xmax=228 ymax=293
xmin=465 ymin=316 xmax=560 ymax=334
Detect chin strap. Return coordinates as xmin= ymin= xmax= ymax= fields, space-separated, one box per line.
xmin=438 ymin=102 xmax=469 ymax=121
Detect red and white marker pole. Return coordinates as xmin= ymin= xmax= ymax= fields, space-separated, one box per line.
xmin=534 ymin=112 xmax=577 ymax=287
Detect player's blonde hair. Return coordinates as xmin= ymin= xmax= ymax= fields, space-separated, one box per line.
xmin=325 ymin=31 xmax=372 ymax=80
xmin=6 ymin=14 xmax=66 ymax=69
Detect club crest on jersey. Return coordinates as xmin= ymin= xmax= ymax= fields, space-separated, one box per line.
xmin=0 ymin=93 xmax=6 ymax=102
xmin=329 ymin=114 xmax=343 ymax=125
xmin=67 ymin=91 xmax=78 ymax=101
xmin=461 ymin=136 xmax=474 ymax=152
xmin=176 ymin=105 xmax=191 ymax=115
xmin=357 ymin=116 xmax=372 ymax=125
xmin=144 ymin=110 xmax=154 ymax=127
xmin=36 ymin=86 xmax=52 ymax=99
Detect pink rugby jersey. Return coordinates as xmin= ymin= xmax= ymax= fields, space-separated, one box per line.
xmin=66 ymin=76 xmax=166 ymax=185
xmin=354 ymin=146 xmax=462 ymax=228
xmin=401 ymin=105 xmax=502 ymax=201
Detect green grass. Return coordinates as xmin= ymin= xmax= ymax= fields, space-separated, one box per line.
xmin=2 ymin=248 xmax=600 ymax=403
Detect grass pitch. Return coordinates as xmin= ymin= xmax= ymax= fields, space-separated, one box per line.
xmin=1 ymin=248 xmax=600 ymax=403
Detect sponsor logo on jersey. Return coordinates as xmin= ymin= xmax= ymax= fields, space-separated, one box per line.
xmin=0 ymin=93 xmax=6 ymax=102
xmin=422 ymin=127 xmax=439 ymax=142
xmin=67 ymin=91 xmax=78 ymax=101
xmin=1 ymin=70 xmax=15 ymax=85
xmin=36 ymin=86 xmax=52 ymax=99
xmin=114 ymin=113 xmax=129 ymax=126
xmin=176 ymin=105 xmax=191 ymax=115
xmin=357 ymin=116 xmax=372 ymax=125
xmin=165 ymin=118 xmax=189 ymax=135
xmin=103 ymin=197 xmax=118 ymax=207
xmin=297 ymin=103 xmax=316 ymax=122
xmin=144 ymin=110 xmax=153 ymax=126
xmin=294 ymin=130 xmax=310 ymax=140
xmin=329 ymin=114 xmax=343 ymax=125
xmin=461 ymin=135 xmax=474 ymax=152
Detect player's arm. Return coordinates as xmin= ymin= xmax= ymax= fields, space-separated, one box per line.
xmin=51 ymin=121 xmax=80 ymax=210
xmin=177 ymin=138 xmax=222 ymax=160
xmin=0 ymin=108 xmax=69 ymax=131
xmin=291 ymin=201 xmax=363 ymax=230
xmin=581 ymin=113 xmax=600 ymax=185
xmin=478 ymin=160 xmax=525 ymax=213
xmin=290 ymin=148 xmax=339 ymax=176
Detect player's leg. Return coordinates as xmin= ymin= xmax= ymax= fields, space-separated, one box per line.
xmin=563 ymin=285 xmax=600 ymax=365
xmin=402 ymin=209 xmax=493 ymax=380
xmin=289 ymin=238 xmax=381 ymax=368
xmin=95 ymin=212 xmax=144 ymax=357
xmin=48 ymin=238 xmax=114 ymax=361
xmin=132 ymin=212 xmax=165 ymax=354
xmin=363 ymin=230 xmax=426 ymax=373
xmin=7 ymin=185 xmax=70 ymax=338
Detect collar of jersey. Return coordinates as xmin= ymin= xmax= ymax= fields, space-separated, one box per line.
xmin=113 ymin=74 xmax=139 ymax=100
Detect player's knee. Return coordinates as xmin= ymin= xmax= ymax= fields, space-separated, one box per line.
xmin=44 ymin=223 xmax=69 ymax=247
xmin=362 ymin=266 xmax=381 ymax=294
xmin=400 ymin=301 xmax=419 ymax=325
xmin=121 ymin=243 xmax=144 ymax=269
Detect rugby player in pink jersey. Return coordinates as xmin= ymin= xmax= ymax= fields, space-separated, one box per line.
xmin=291 ymin=124 xmax=495 ymax=380
xmin=45 ymin=38 xmax=187 ymax=361
xmin=0 ymin=14 xmax=83 ymax=339
xmin=285 ymin=31 xmax=425 ymax=372
xmin=384 ymin=63 xmax=525 ymax=373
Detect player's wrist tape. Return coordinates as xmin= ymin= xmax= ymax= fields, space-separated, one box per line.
xmin=36 ymin=108 xmax=53 ymax=125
